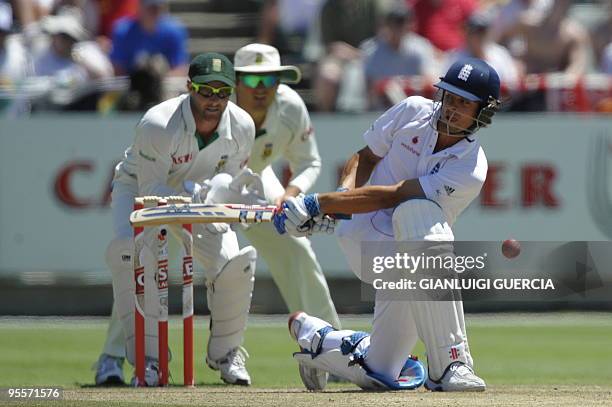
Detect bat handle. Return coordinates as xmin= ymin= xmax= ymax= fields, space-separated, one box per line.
xmin=272 ymin=205 xmax=351 ymax=220
xmin=329 ymin=213 xmax=351 ymax=220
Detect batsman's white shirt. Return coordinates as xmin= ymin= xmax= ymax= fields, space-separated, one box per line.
xmin=337 ymin=95 xmax=488 ymax=242
xmin=114 ymin=94 xmax=255 ymax=196
xmin=247 ymin=84 xmax=321 ymax=194
xmin=330 ymin=96 xmax=487 ymax=383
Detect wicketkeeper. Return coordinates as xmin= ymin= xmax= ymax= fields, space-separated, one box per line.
xmin=96 ymin=53 xmax=261 ymax=386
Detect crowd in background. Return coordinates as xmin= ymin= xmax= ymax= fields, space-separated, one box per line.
xmin=0 ymin=0 xmax=611 ymax=115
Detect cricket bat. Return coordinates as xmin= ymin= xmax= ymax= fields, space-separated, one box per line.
xmin=130 ymin=203 xmax=278 ymax=227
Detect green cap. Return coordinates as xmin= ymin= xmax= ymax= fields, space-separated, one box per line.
xmin=189 ymin=52 xmax=235 ymax=87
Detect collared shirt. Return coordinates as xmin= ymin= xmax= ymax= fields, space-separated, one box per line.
xmin=110 ymin=15 xmax=188 ymax=72
xmin=362 ymin=33 xmax=437 ymax=82
xmin=115 ymin=94 xmax=255 ymax=196
xmin=247 ymin=84 xmax=321 ymax=193
xmin=341 ymin=96 xmax=487 ymax=238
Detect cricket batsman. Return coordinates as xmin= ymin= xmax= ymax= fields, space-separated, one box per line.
xmin=274 ymin=58 xmax=501 ymax=391
xmin=96 ymin=52 xmax=260 ymax=386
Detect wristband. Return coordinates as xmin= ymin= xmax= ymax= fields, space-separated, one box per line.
xmin=303 ymin=193 xmax=321 ymax=217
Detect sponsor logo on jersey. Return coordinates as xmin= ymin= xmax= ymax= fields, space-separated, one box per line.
xmin=444 ymin=185 xmax=455 ymax=196
xmin=401 ymin=142 xmax=420 ymax=157
xmin=172 ymin=152 xmax=193 ymax=165
xmin=262 ymin=143 xmax=273 ymax=159
xmin=215 ymin=155 xmax=228 ymax=173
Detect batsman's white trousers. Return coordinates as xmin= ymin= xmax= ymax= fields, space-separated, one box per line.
xmin=333 ymin=200 xmax=473 ymax=381
xmin=242 ymin=166 xmax=340 ymax=327
xmin=101 ymin=179 xmax=250 ymax=364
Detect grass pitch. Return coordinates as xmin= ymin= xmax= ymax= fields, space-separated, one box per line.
xmin=0 ymin=313 xmax=611 ymax=406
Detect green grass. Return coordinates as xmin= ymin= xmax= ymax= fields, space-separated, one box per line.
xmin=0 ymin=314 xmax=611 ymax=388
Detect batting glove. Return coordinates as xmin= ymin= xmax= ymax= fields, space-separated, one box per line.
xmin=273 ymin=193 xmax=321 ymax=236
xmin=309 ymin=215 xmax=337 ymax=235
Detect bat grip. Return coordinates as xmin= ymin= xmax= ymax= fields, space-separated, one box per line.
xmin=329 ymin=213 xmax=352 ymax=220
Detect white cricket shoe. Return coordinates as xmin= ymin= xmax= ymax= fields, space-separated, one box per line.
xmin=130 ymin=357 xmax=160 ymax=387
xmin=207 ymin=347 xmax=251 ymax=386
xmin=94 ymin=354 xmax=124 ymax=386
xmin=425 ymin=362 xmax=486 ymax=392
xmin=288 ymin=311 xmax=329 ymax=391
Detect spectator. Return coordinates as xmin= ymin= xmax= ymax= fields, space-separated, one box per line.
xmin=512 ymin=0 xmax=589 ymax=79
xmin=110 ymin=0 xmax=188 ymax=77
xmin=591 ymin=1 xmax=611 ymax=73
xmin=313 ymin=0 xmax=379 ymax=111
xmin=115 ymin=53 xmax=168 ymax=111
xmin=257 ymin=0 xmax=324 ymax=61
xmin=445 ymin=11 xmax=519 ymax=91
xmin=51 ymin=1 xmax=99 ymax=34
xmin=32 ymin=13 xmax=89 ymax=83
xmin=97 ymin=0 xmax=139 ymax=39
xmin=490 ymin=0 xmax=552 ymax=46
xmin=362 ymin=3 xmax=437 ymax=108
xmin=602 ymin=43 xmax=612 ymax=75
xmin=8 ymin=0 xmax=37 ymax=28
xmin=409 ymin=0 xmax=478 ymax=52
xmin=0 ymin=2 xmax=31 ymax=85
xmin=32 ymin=13 xmax=112 ymax=81
xmin=30 ymin=0 xmax=131 ymax=41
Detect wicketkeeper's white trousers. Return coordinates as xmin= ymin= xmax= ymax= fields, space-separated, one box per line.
xmin=101 ymin=179 xmax=252 ymax=365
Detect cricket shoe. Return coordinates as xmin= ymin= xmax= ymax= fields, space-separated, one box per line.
xmin=207 ymin=347 xmax=251 ymax=385
xmin=94 ymin=354 xmax=125 ymax=386
xmin=288 ymin=311 xmax=329 ymax=391
xmin=425 ymin=362 xmax=486 ymax=392
xmin=130 ymin=357 xmax=160 ymax=387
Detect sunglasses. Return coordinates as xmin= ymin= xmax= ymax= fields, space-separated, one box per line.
xmin=240 ymin=74 xmax=279 ymax=89
xmin=191 ymin=82 xmax=233 ymax=99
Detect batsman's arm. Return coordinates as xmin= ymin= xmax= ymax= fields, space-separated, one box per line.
xmin=338 ymin=146 xmax=382 ymax=190
xmin=318 ymin=178 xmax=426 ymax=215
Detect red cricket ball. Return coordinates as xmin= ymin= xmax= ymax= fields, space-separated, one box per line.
xmin=502 ymin=239 xmax=521 ymax=259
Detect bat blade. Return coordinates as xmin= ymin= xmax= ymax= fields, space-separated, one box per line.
xmin=129 ymin=203 xmax=278 ymax=227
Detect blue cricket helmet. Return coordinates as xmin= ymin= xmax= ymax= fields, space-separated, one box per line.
xmin=435 ymin=58 xmax=500 ymax=104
